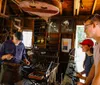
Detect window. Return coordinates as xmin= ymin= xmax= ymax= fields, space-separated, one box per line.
xmin=75 ymin=25 xmax=95 ymax=71
xmin=75 ymin=25 xmax=86 ymax=83
xmin=75 ymin=25 xmax=86 ymax=72
xmin=22 ymin=30 xmax=32 ymax=48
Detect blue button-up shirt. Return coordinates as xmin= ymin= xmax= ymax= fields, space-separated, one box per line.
xmin=0 ymin=40 xmax=26 ymax=64
xmin=14 ymin=42 xmax=26 ymax=63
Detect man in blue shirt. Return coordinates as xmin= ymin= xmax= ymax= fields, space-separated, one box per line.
xmin=0 ymin=31 xmax=30 ymax=85
xmin=12 ymin=31 xmax=30 ymax=64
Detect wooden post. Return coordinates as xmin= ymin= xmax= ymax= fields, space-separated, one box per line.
xmin=0 ymin=0 xmax=2 ymax=13
xmin=0 ymin=0 xmax=8 ymax=18
xmin=74 ymin=0 xmax=80 ymax=16
xmin=3 ymin=0 xmax=7 ymax=14
xmin=92 ymin=0 xmax=97 ymax=14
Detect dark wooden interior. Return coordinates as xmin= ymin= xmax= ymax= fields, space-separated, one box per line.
xmin=0 ymin=0 xmax=99 ymax=84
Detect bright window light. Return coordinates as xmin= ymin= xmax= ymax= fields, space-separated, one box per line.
xmin=75 ymin=25 xmax=86 ymax=83
xmin=75 ymin=25 xmax=86 ymax=72
xmin=22 ymin=31 xmax=32 ymax=48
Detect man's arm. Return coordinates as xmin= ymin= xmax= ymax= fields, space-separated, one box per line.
xmin=0 ymin=42 xmax=14 ymax=61
xmin=1 ymin=54 xmax=13 ymax=60
xmin=85 ymin=64 xmax=95 ymax=85
xmin=92 ymin=62 xmax=100 ymax=85
xmin=22 ymin=45 xmax=30 ymax=65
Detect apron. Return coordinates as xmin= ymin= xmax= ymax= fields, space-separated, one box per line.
xmin=0 ymin=62 xmax=22 ymax=84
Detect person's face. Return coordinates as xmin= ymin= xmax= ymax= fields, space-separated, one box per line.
xmin=84 ymin=20 xmax=96 ymax=38
xmin=81 ymin=45 xmax=91 ymax=52
xmin=12 ymin=34 xmax=18 ymax=44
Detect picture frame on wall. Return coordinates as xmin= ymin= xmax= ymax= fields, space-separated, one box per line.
xmin=48 ymin=19 xmax=59 ymax=33
xmin=61 ymin=19 xmax=74 ymax=33
xmin=62 ymin=38 xmax=72 ymax=52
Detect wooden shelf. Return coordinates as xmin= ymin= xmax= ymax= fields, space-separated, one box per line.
xmin=36 ymin=44 xmax=46 ymax=48
xmin=33 ymin=18 xmax=75 ymax=53
xmin=34 ymin=19 xmax=47 ymax=48
xmin=46 ymin=32 xmax=60 ymax=51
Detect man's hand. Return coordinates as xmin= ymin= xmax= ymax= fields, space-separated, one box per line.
xmin=76 ymin=72 xmax=82 ymax=78
xmin=77 ymin=82 xmax=85 ymax=85
xmin=1 ymin=54 xmax=13 ymax=60
xmin=24 ymin=59 xmax=30 ymax=65
xmin=76 ymin=72 xmax=86 ymax=80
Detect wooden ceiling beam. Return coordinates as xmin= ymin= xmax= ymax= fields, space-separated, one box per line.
xmin=0 ymin=13 xmax=9 ymax=18
xmin=74 ymin=0 xmax=80 ymax=16
xmin=11 ymin=0 xmax=24 ymax=13
xmin=0 ymin=0 xmax=9 ymax=18
xmin=0 ymin=0 xmax=3 ymax=13
xmin=92 ymin=0 xmax=97 ymax=14
xmin=3 ymin=0 xmax=7 ymax=14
